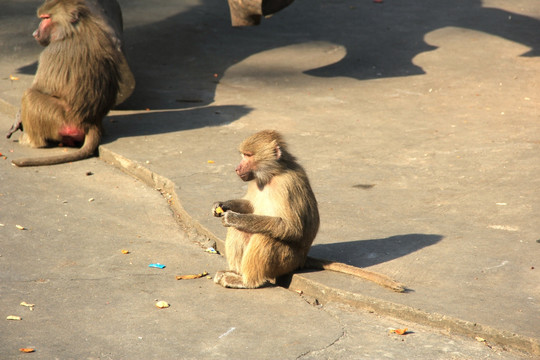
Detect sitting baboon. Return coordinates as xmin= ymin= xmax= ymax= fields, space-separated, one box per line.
xmin=7 ymin=0 xmax=134 ymax=167
xmin=213 ymin=130 xmax=405 ymax=292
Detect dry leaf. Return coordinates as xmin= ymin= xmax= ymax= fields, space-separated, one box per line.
xmin=19 ymin=348 xmax=35 ymax=353
xmin=15 ymin=225 xmax=26 ymax=230
xmin=6 ymin=315 xmax=22 ymax=320
xmin=389 ymin=328 xmax=408 ymax=335
xmin=176 ymin=272 xmax=208 ymax=280
xmin=20 ymin=302 xmax=35 ymax=311
xmin=121 ymin=249 xmax=130 ymax=254
xmin=9 ymin=75 xmax=19 ymax=81
xmin=155 ymin=301 xmax=169 ymax=308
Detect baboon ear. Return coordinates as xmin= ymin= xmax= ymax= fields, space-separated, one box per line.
xmin=275 ymin=145 xmax=282 ymax=160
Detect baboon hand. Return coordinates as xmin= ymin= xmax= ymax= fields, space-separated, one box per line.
xmin=221 ymin=210 xmax=239 ymax=227
xmin=212 ymin=202 xmax=229 ymax=217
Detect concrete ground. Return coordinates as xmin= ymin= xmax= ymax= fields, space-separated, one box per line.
xmin=1 ymin=0 xmax=539 ymax=358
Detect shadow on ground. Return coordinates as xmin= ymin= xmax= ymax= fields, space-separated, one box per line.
xmin=101 ymin=105 xmax=252 ymax=143
xmin=308 ymin=234 xmax=443 ymax=268
xmin=118 ymin=0 xmax=540 ymax=112
xmin=12 ymin=0 xmax=540 ymax=139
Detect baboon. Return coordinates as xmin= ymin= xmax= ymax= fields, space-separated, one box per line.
xmin=6 ymin=0 xmax=134 ymax=167
xmin=227 ymin=0 xmax=295 ymax=26
xmin=212 ymin=130 xmax=405 ymax=292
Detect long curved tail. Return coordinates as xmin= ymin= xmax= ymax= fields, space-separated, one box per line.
xmin=12 ymin=127 xmax=101 ymax=167
xmin=304 ymin=256 xmax=406 ymax=293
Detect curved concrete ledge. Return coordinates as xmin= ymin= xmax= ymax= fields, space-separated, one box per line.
xmin=288 ymin=275 xmax=540 ymax=357
xmin=98 ymin=145 xmax=540 ymax=357
xmin=1 ymin=94 xmax=538 ymax=355
xmin=99 ymin=146 xmax=223 ymax=251
xmin=2 ymin=98 xmax=537 ymax=356
xmin=1 ymin=93 xmax=538 ymax=355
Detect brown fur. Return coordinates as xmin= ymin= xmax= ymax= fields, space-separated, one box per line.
xmin=213 ymin=130 xmax=319 ymax=288
xmin=227 ymin=0 xmax=295 ymax=26
xmin=212 ymin=130 xmax=406 ymax=292
xmin=10 ymin=0 xmax=121 ymax=167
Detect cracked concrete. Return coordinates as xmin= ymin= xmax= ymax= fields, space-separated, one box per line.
xmin=1 ymin=127 xmax=527 ymax=358
xmin=1 ymin=0 xmax=539 ymax=358
xmin=297 ymin=312 xmax=346 ymax=360
xmin=299 ymin=302 xmax=525 ymax=360
xmin=0 ymin=130 xmax=528 ymax=360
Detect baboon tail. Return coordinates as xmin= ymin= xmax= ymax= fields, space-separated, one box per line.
xmin=304 ymin=256 xmax=406 ymax=293
xmin=12 ymin=127 xmax=101 ymax=167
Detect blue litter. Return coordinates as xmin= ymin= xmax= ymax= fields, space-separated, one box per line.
xmin=149 ymin=263 xmax=166 ymax=269
xmin=205 ymin=247 xmax=218 ymax=254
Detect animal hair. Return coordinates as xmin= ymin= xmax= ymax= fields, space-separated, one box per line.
xmin=213 ymin=130 xmax=406 ymax=292
xmin=9 ymin=0 xmax=122 ymax=166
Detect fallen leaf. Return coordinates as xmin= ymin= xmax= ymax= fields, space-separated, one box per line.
xmin=207 ymin=160 xmax=215 ymax=164
xmin=9 ymin=75 xmax=19 ymax=81
xmin=20 ymin=302 xmax=35 ymax=308
xmin=15 ymin=225 xmax=26 ymax=230
xmin=176 ymin=271 xmax=208 ymax=280
xmin=121 ymin=249 xmax=130 ymax=254
xmin=7 ymin=315 xmax=22 ymax=320
xmin=19 ymin=348 xmax=35 ymax=353
xmin=155 ymin=301 xmax=169 ymax=308
xmin=389 ymin=328 xmax=408 ymax=335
